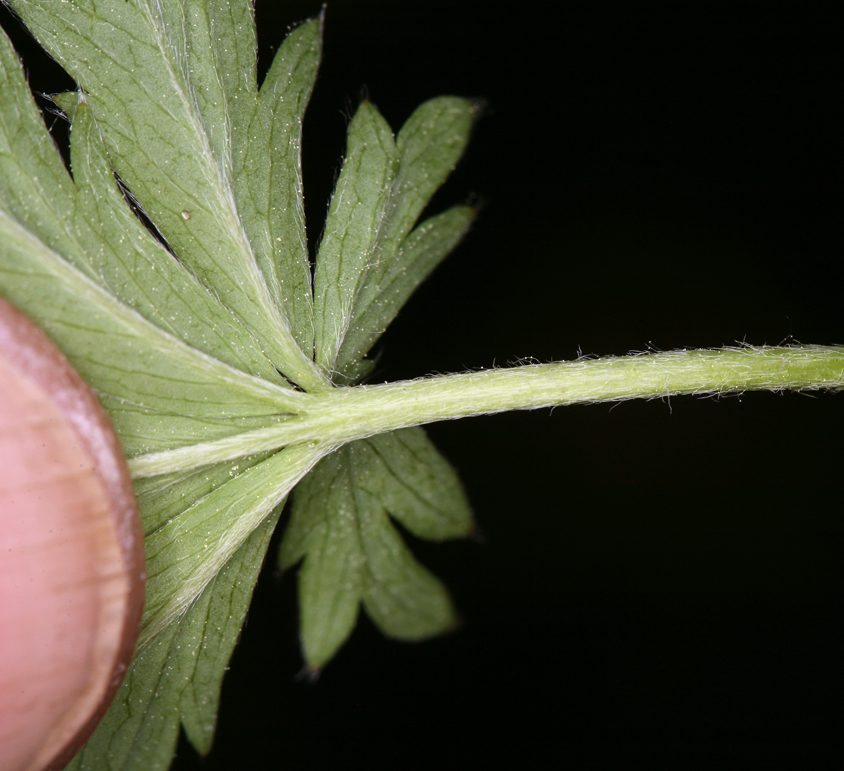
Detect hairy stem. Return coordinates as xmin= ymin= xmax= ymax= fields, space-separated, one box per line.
xmin=128 ymin=345 xmax=844 ymax=477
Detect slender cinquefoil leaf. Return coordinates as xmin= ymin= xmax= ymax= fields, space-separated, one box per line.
xmin=0 ymin=21 xmax=301 ymax=465
xmin=1 ymin=10 xmax=328 ymax=767
xmin=349 ymin=426 xmax=474 ymax=540
xmin=1 ymin=4 xmax=479 ymax=769
xmin=380 ymin=96 xmax=477 ymax=258
xmin=0 ymin=208 xmax=293 ymax=419
xmin=280 ymin=428 xmax=473 ymax=670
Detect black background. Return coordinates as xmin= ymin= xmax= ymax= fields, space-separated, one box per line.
xmin=3 ymin=0 xmax=843 ymax=764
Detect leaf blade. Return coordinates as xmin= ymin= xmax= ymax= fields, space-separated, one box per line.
xmin=67 ymin=94 xmax=287 ymax=385
xmin=357 ymin=426 xmax=474 ymax=540
xmin=380 ymin=96 xmax=476 ymax=259
xmin=9 ymin=0 xmax=327 ymax=389
xmin=360 ymin=508 xmax=459 ymax=642
xmin=141 ymin=441 xmax=330 ymax=647
xmin=313 ymin=101 xmax=398 ymax=375
xmin=0 ymin=208 xmax=297 ymax=422
xmin=238 ymin=17 xmax=323 ymax=359
xmin=280 ymin=430 xmax=471 ymax=670
xmin=2 ymin=5 xmax=314 ymax=469
xmin=66 ymin=507 xmax=283 ymax=771
xmin=335 ymin=204 xmax=476 ymax=381
xmin=312 ymin=95 xmax=476 ymax=383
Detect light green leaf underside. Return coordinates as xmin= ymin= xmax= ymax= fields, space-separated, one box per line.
xmin=348 ymin=425 xmax=474 ymax=540
xmin=100 ymin=399 xmax=285 ymax=459
xmin=65 ymin=509 xmax=282 ymax=771
xmin=336 ymin=204 xmax=476 ymax=383
xmin=0 ymin=206 xmax=295 ymax=418
xmin=280 ymin=427 xmax=473 ymax=669
xmin=9 ymin=0 xmax=327 ymax=390
xmin=2 ymin=16 xmax=332 ymax=767
xmin=238 ymin=16 xmax=321 ymax=358
xmin=381 ymin=96 xmax=477 ymax=263
xmin=140 ymin=441 xmax=331 ymax=647
xmin=313 ymin=101 xmax=398 ymax=375
xmin=0 ymin=22 xmax=304 ymax=467
xmin=313 ymin=95 xmax=476 ymax=382
xmin=66 ymin=96 xmax=286 ymax=386
xmin=133 ymin=452 xmax=273 ymax=539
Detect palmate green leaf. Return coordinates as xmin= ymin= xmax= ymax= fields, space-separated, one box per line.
xmin=65 ymin=443 xmax=332 ymax=771
xmin=314 ymin=96 xmax=477 ymax=383
xmin=280 ymin=427 xmax=474 ymax=670
xmin=0 ymin=169 xmax=293 ymax=427
xmin=65 ymin=96 xmax=286 ymax=390
xmin=0 ymin=16 xmax=303 ymax=454
xmin=2 ymin=2 xmax=479 ymax=767
xmin=67 ymin=441 xmax=329 ymax=769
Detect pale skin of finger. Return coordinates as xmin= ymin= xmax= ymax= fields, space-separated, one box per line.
xmin=0 ymin=300 xmax=145 ymax=771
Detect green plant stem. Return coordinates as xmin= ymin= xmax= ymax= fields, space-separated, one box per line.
xmin=128 ymin=345 xmax=844 ymax=478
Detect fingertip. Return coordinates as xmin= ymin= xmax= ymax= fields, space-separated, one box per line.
xmin=0 ymin=299 xmax=145 ymax=771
